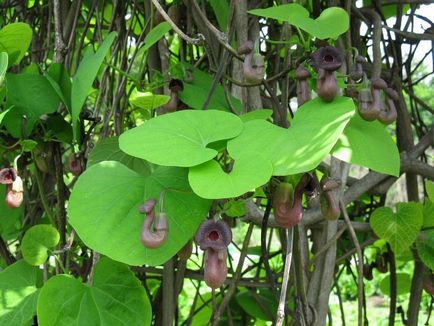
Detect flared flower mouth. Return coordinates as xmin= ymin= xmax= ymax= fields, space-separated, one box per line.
xmin=195 ymin=220 xmax=232 ymax=250
xmin=311 ymin=46 xmax=343 ymax=71
xmin=169 ymin=79 xmax=184 ymax=92
xmin=0 ymin=168 xmax=17 ymax=185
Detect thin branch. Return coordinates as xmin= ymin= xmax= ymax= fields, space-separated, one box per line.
xmin=211 ymin=223 xmax=254 ymax=324
xmin=276 ymin=227 xmax=294 ymax=326
xmin=340 ymin=199 xmax=364 ymax=326
xmin=151 ymin=0 xmax=204 ymax=45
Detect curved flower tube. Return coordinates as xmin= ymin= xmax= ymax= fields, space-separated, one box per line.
xmin=319 ymin=176 xmax=340 ymax=220
xmin=238 ymin=41 xmax=265 ymax=84
xmin=195 ymin=219 xmax=232 ymax=289
xmin=378 ymin=87 xmax=398 ymax=125
xmin=311 ymin=46 xmax=343 ymax=102
xmin=139 ymin=198 xmax=168 ymax=249
xmin=273 ymin=174 xmax=316 ymax=228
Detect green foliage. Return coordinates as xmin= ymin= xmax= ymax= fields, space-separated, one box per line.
xmin=370 ymin=203 xmax=423 ymax=255
xmin=0 ymin=23 xmax=32 ymax=66
xmin=87 ymin=136 xmax=153 ymax=176
xmin=249 ymin=4 xmax=349 ymax=39
xmin=228 ymin=97 xmax=355 ymax=176
xmin=332 ymin=113 xmax=400 ymax=176
xmin=119 ymin=110 xmax=244 ymax=167
xmin=71 ymin=32 xmax=116 ymax=141
xmin=188 ymin=154 xmax=272 ymax=199
xmin=3 ymin=73 xmax=61 ymax=138
xmin=178 ymin=64 xmax=243 ymax=112
xmin=0 ymin=186 xmax=22 ymax=240
xmin=129 ymin=90 xmax=170 ymax=110
xmin=239 ymin=109 xmax=273 ymax=122
xmin=0 ymin=260 xmax=41 ymax=326
xmin=0 ymin=52 xmax=7 ymax=86
xmin=416 ymin=230 xmax=434 ymax=270
xmin=21 ymin=224 xmax=60 ymax=266
xmin=379 ymin=273 xmax=411 ymax=296
xmin=235 ymin=289 xmax=278 ymax=321
xmin=142 ymin=22 xmax=171 ymax=53
xmin=37 ymin=258 xmax=152 ymax=326
xmin=67 ymin=161 xmax=211 ymax=265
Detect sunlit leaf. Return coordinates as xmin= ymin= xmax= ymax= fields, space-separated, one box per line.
xmin=68 ymin=161 xmax=211 ymax=266
xmin=21 ymin=224 xmax=60 ymax=266
xmin=370 ymin=203 xmax=423 ymax=255
xmin=37 ymin=258 xmax=152 ymax=326
xmin=0 ymin=260 xmax=41 ymax=326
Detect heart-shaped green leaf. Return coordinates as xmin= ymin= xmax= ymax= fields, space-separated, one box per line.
xmin=249 ymin=4 xmax=349 ymax=39
xmin=178 ymin=64 xmax=242 ymax=113
xmin=0 ymin=23 xmax=32 ymax=66
xmin=3 ymin=73 xmax=61 ymax=138
xmin=228 ymin=96 xmax=355 ymax=176
xmin=331 ymin=113 xmax=400 ymax=176
xmin=68 ymin=161 xmax=211 ymax=266
xmin=370 ymin=203 xmax=423 ymax=255
xmin=129 ymin=91 xmax=170 ymax=110
xmin=188 ymin=154 xmax=272 ymax=199
xmin=37 ymin=258 xmax=152 ymax=326
xmin=379 ymin=273 xmax=411 ymax=296
xmin=87 ymin=136 xmax=153 ymax=176
xmin=416 ymin=230 xmax=434 ymax=270
xmin=21 ymin=224 xmax=60 ymax=266
xmin=0 ymin=260 xmax=41 ymax=326
xmin=119 ymin=110 xmax=244 ymax=167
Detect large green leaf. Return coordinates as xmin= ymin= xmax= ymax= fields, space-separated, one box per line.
xmin=68 ymin=161 xmax=211 ymax=266
xmin=370 ymin=203 xmax=423 ymax=255
xmin=249 ymin=4 xmax=349 ymax=40
xmin=179 ymin=64 xmax=242 ymax=113
xmin=0 ymin=186 xmax=22 ymax=240
xmin=0 ymin=260 xmax=41 ymax=326
xmin=416 ymin=230 xmax=434 ymax=270
xmin=188 ymin=154 xmax=273 ymax=199
xmin=87 ymin=136 xmax=153 ymax=176
xmin=71 ymin=32 xmax=116 ymax=141
xmin=379 ymin=273 xmax=411 ymax=296
xmin=21 ymin=224 xmax=60 ymax=266
xmin=119 ymin=110 xmax=244 ymax=167
xmin=228 ymin=96 xmax=355 ymax=176
xmin=331 ymin=113 xmax=400 ymax=176
xmin=37 ymin=258 xmax=152 ymax=326
xmin=3 ymin=73 xmax=61 ymax=138
xmin=0 ymin=23 xmax=32 ymax=66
